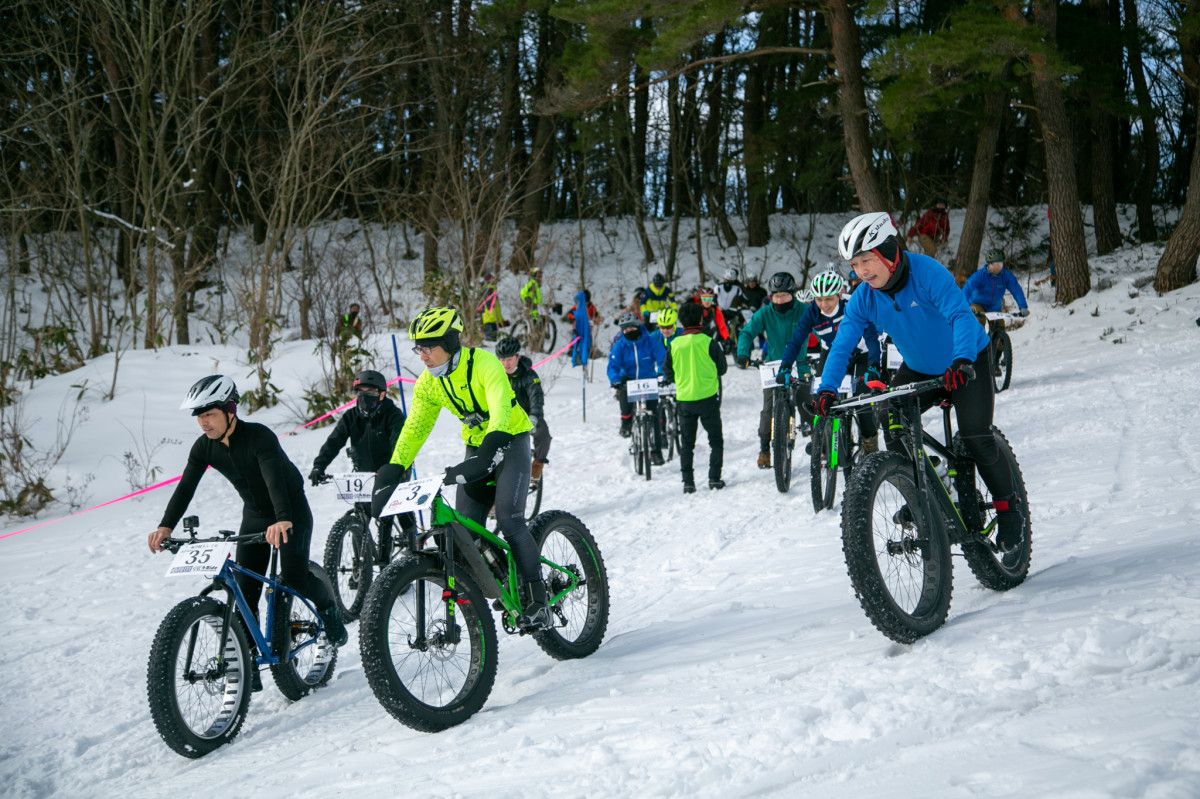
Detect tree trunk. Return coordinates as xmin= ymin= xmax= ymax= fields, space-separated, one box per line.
xmin=1025 ymin=0 xmax=1091 ymax=303
xmin=702 ymin=30 xmax=738 ymax=247
xmin=1122 ymin=0 xmax=1158 ymax=241
xmin=826 ymin=0 xmax=885 ymax=213
xmin=1154 ymin=1 xmax=1200 ymax=293
xmin=1085 ymin=0 xmax=1121 ymax=254
xmin=954 ymin=83 xmax=1009 ymax=284
xmin=744 ymin=40 xmax=771 ymax=245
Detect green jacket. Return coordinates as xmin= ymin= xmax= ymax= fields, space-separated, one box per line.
xmin=519 ymin=279 xmax=541 ymax=315
xmin=737 ymin=301 xmax=807 ymax=362
xmin=389 ymin=347 xmax=532 ymax=467
xmin=664 ymin=330 xmax=726 ymax=402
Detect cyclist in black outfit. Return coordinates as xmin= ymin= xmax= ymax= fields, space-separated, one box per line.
xmin=148 ymin=375 xmax=347 ymax=648
xmin=309 ymin=370 xmax=416 ymax=561
xmin=496 ymin=338 xmax=552 ymax=481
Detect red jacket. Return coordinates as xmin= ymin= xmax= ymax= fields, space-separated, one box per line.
xmin=907 ymin=208 xmax=950 ymax=242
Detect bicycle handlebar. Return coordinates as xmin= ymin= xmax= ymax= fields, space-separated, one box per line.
xmin=162 ymin=531 xmax=265 ymax=553
xmin=828 ymin=364 xmax=975 ymax=413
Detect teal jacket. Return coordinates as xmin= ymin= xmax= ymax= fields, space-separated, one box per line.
xmin=736 ymin=300 xmax=808 ymax=362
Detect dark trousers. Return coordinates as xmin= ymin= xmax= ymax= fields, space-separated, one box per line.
xmin=235 ymin=497 xmax=333 ymax=617
xmin=618 ymin=383 xmax=662 ymax=452
xmin=455 ymin=433 xmax=541 ymax=583
xmin=679 ymin=395 xmax=723 ymax=483
xmin=531 ymin=418 xmax=552 ymax=463
xmin=885 ymin=346 xmax=1013 ymax=499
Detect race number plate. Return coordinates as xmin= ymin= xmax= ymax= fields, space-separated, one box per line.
xmin=810 ymin=374 xmax=855 ymax=396
xmin=657 ymin=381 xmax=676 ymax=397
xmin=626 ymin=377 xmax=659 ymax=401
xmin=166 ymin=541 xmax=235 ymax=579
xmin=332 ymin=471 xmax=374 ymax=502
xmin=984 ymin=312 xmax=1013 ymax=321
xmin=887 ymin=343 xmax=903 ymax=370
xmin=759 ymin=360 xmax=784 ymax=389
xmin=379 ymin=475 xmax=443 ymax=517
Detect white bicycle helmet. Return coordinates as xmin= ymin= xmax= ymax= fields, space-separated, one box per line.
xmin=838 ymin=212 xmax=899 ymax=260
xmin=810 ymin=269 xmax=847 ymax=298
xmin=722 ymin=267 xmax=739 ymax=282
xmin=181 ymin=375 xmax=239 ymax=415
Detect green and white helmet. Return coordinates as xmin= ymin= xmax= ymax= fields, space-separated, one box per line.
xmin=809 ymin=270 xmax=847 ymax=298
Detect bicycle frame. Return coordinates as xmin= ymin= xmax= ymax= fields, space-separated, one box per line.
xmin=833 ymin=382 xmax=999 ymax=552
xmin=402 ymin=492 xmax=584 ymax=635
xmin=171 ymin=530 xmax=325 ymax=671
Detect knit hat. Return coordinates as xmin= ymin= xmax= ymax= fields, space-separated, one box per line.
xmin=872 ymin=236 xmax=901 ymax=272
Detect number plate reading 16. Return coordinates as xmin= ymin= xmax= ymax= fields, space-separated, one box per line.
xmin=332 ymin=471 xmax=375 ymax=501
xmin=380 ymin=475 xmax=443 ymax=517
xmin=166 ymin=541 xmax=235 ymax=579
xmin=626 ymin=378 xmax=659 ymax=400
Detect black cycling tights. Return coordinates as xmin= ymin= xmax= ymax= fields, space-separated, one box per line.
xmin=235 ymin=499 xmax=334 ymax=617
xmin=885 ymin=346 xmax=1015 ymax=500
xmin=455 ymin=432 xmax=541 ymax=584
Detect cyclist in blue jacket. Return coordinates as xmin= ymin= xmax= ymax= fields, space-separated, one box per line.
xmin=963 ymin=248 xmax=1030 ymax=326
xmin=779 ymin=270 xmax=882 ymax=452
xmin=812 ymin=213 xmax=1027 ymax=554
xmin=608 ymin=310 xmax=667 ymax=463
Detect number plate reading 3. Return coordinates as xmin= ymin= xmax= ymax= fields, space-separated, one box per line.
xmin=380 ymin=475 xmax=443 ymax=516
xmin=626 ymin=378 xmax=659 ymax=400
xmin=166 ymin=541 xmax=235 ymax=578
xmin=333 ymin=471 xmax=375 ymax=501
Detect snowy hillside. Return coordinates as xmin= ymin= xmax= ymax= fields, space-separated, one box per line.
xmin=2 ymin=213 xmax=1199 ymax=798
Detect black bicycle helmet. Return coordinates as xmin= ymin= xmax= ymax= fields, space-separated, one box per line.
xmin=352 ymin=370 xmax=387 ymax=393
xmin=651 ymin=272 xmax=666 ymax=287
xmin=496 ymin=337 xmax=521 ymax=358
xmin=985 ymin=247 xmax=1005 ymax=264
xmin=766 ymin=272 xmax=797 ymax=295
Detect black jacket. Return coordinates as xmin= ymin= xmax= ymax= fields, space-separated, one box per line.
xmin=312 ymin=396 xmax=407 ymax=474
xmin=506 ymin=356 xmax=545 ymax=425
xmin=160 ymin=420 xmax=305 ymax=529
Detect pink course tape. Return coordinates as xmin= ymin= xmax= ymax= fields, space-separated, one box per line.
xmin=2 ymin=340 xmax=575 ymax=542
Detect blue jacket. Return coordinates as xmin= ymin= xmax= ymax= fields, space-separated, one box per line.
xmin=648 ymin=328 xmax=678 ymax=373
xmin=962 ymin=267 xmax=1028 ymax=313
xmin=571 ymin=290 xmax=592 ymax=367
xmin=607 ymin=326 xmax=666 ymax=385
xmin=818 ymin=252 xmax=990 ymax=393
xmin=781 ymin=298 xmax=881 ymax=370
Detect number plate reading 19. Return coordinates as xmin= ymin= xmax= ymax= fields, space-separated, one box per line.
xmin=759 ymin=360 xmax=784 ymax=389
xmin=332 ymin=471 xmax=375 ymax=502
xmin=625 ymin=378 xmax=659 ymax=400
xmin=379 ymin=475 xmax=443 ymax=517
xmin=166 ymin=541 xmax=235 ymax=579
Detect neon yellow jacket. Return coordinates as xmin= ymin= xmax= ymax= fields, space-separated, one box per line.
xmin=519 ymin=279 xmax=541 ymax=315
xmin=389 ymin=347 xmax=532 ymax=467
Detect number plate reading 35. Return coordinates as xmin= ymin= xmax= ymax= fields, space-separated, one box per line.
xmin=333 ymin=471 xmax=374 ymax=501
xmin=166 ymin=541 xmax=235 ymax=578
xmin=380 ymin=475 xmax=443 ymax=517
xmin=626 ymin=378 xmax=659 ymax=400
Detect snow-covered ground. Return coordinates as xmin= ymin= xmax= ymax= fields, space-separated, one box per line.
xmin=2 ymin=213 xmax=1199 ymax=798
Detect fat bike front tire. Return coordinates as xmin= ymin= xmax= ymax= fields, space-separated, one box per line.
xmin=841 ymin=452 xmax=953 ymax=643
xmin=323 ymin=513 xmax=374 ymax=622
xmin=147 ymin=597 xmax=252 ymax=758
xmin=992 ymin=331 xmax=1013 ymax=393
xmin=359 ymin=556 xmax=498 ymax=732
xmin=772 ymin=396 xmax=793 ymax=493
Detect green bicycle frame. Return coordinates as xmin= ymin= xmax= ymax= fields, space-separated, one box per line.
xmin=421 ymin=494 xmax=581 ymax=628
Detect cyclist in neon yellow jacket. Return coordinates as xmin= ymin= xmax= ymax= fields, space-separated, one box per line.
xmin=383 ymin=306 xmax=550 ymax=631
xmin=519 ymin=267 xmax=542 ymax=317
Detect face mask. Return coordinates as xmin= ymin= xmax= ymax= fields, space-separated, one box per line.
xmin=429 ymin=350 xmax=460 ymax=378
xmin=356 ymin=392 xmax=381 ymax=417
xmin=623 ymin=329 xmax=641 ymax=341
xmin=772 ymin=298 xmax=795 ymax=314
